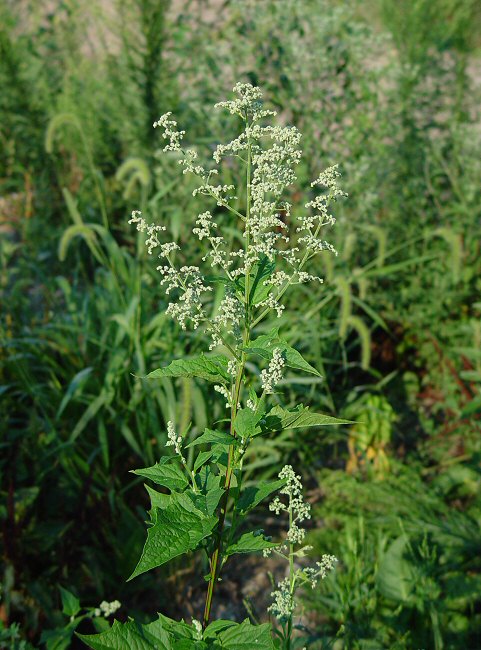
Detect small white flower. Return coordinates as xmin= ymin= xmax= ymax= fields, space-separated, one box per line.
xmin=260 ymin=348 xmax=285 ymax=394
xmin=166 ymin=421 xmax=185 ymax=461
xmin=98 ymin=600 xmax=121 ymax=618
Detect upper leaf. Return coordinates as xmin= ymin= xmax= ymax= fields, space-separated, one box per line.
xmin=249 ymin=256 xmax=276 ymax=304
xmin=244 ymin=328 xmax=321 ymax=377
xmin=128 ymin=493 xmax=217 ymax=580
xmin=236 ymin=479 xmax=286 ymax=515
xmin=132 ymin=458 xmax=189 ymax=492
xmin=262 ymin=405 xmax=352 ymax=433
xmin=225 ymin=530 xmax=279 ymax=557
xmin=146 ymin=354 xmax=230 ymax=383
xmin=233 ymin=408 xmax=263 ymax=438
xmin=59 ymin=586 xmax=81 ymax=617
xmin=186 ymin=428 xmax=235 ymax=449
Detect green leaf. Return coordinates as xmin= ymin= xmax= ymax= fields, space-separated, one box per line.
xmin=129 ymin=493 xmax=217 ymax=580
xmin=78 ymin=619 xmax=172 ymax=650
xmin=203 ymin=620 xmax=237 ymax=639
xmin=59 ymin=586 xmax=80 ymax=617
xmin=132 ymin=458 xmax=189 ymax=492
xmin=145 ymin=484 xmax=172 ymax=510
xmin=376 ymin=536 xmax=416 ymax=603
xmin=217 ymin=620 xmax=276 ymax=649
xmin=186 ymin=428 xmax=235 ymax=449
xmin=234 ymin=408 xmax=263 ymax=438
xmin=262 ymin=405 xmax=352 ymax=434
xmin=237 ymin=479 xmax=286 ymax=515
xmin=249 ymin=256 xmax=276 ymax=304
xmin=194 ymin=450 xmax=214 ymax=472
xmin=225 ymin=530 xmax=278 ymax=556
xmin=244 ymin=328 xmax=321 ymax=377
xmin=146 ymin=354 xmax=230 ymax=383
xmin=79 ymin=617 xmax=275 ymax=650
xmin=188 ymin=487 xmax=225 ymax=516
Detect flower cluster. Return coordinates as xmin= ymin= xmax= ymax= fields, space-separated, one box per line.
xmin=166 ymin=421 xmax=184 ymax=461
xmin=303 ymin=555 xmax=338 ymax=588
xmin=93 ymin=600 xmax=121 ymax=618
xmin=267 ymin=466 xmax=337 ymax=623
xmin=128 ymin=210 xmax=166 ymax=255
xmin=269 ymin=464 xmax=311 ymax=544
xmin=296 ymin=164 xmax=346 ymax=257
xmin=192 ymin=619 xmax=203 ymax=640
xmin=209 ymin=292 xmax=244 ymax=349
xmin=267 ymin=576 xmax=293 ymax=621
xmin=153 ymin=112 xmax=185 ymax=152
xmin=131 ymin=82 xmax=344 ymax=356
xmin=260 ymin=348 xmax=285 ymax=394
xmin=156 ymin=263 xmax=211 ymax=331
xmin=214 ymin=82 xmax=275 ymax=121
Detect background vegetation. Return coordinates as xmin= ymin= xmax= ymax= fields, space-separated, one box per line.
xmin=1 ymin=0 xmax=480 ymax=648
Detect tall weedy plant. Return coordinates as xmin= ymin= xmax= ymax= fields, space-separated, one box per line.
xmin=80 ymin=84 xmax=347 ymax=649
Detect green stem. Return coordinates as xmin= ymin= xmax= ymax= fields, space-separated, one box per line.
xmin=202 ymin=118 xmax=253 ymax=628
xmin=286 ymin=505 xmax=295 ymax=650
xmin=202 ymin=356 xmax=245 ymax=628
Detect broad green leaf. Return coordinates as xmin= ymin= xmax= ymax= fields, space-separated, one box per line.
xmin=146 ymin=354 xmax=230 ymax=383
xmin=249 ymin=256 xmax=276 ymax=304
xmin=78 ymin=619 xmax=172 ymax=650
xmin=237 ymin=479 xmax=286 ymax=515
xmin=59 ymin=586 xmax=80 ymax=617
xmin=195 ymin=465 xmax=223 ymax=493
xmin=187 ymin=428 xmax=235 ymax=449
xmin=376 ymin=536 xmax=416 ymax=602
xmin=262 ymin=405 xmax=352 ymax=433
xmin=132 ymin=458 xmax=189 ymax=492
xmin=145 ymin=484 xmax=172 ymax=510
xmin=129 ymin=493 xmax=217 ymax=580
xmin=188 ymin=487 xmax=225 ymax=516
xmin=225 ymin=530 xmax=278 ymax=556
xmin=244 ymin=328 xmax=321 ymax=377
xmin=234 ymin=408 xmax=263 ymax=438
xmin=79 ymin=616 xmax=274 ymax=650
xmin=203 ymin=620 xmax=237 ymax=639
xmin=217 ymin=620 xmax=276 ymax=649
xmin=194 ymin=450 xmax=214 ymax=472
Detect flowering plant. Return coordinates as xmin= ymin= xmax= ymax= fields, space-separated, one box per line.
xmin=80 ymin=84 xmax=348 ymax=649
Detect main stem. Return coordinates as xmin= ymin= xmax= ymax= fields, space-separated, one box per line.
xmin=286 ymin=505 xmax=295 ymax=650
xmin=202 ymin=120 xmax=252 ymax=629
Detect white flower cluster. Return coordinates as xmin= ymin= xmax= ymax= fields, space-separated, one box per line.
xmin=214 ymin=383 xmax=231 ymax=408
xmin=296 ymin=164 xmax=346 ymax=257
xmin=269 ymin=465 xmax=311 ymax=545
xmin=153 ymin=112 xmax=185 ymax=151
xmin=214 ymin=82 xmax=275 ymax=121
xmin=93 ymin=600 xmax=121 ymax=618
xmin=128 ymin=210 xmax=166 ymax=255
xmin=267 ymin=467 xmax=338 ymax=623
xmin=267 ymin=576 xmax=293 ymax=621
xmin=192 ymin=619 xmax=203 ymax=640
xmin=255 ymin=293 xmax=285 ymax=318
xmin=260 ymin=348 xmax=285 ymax=393
xmin=303 ymin=555 xmax=338 ymax=588
xmin=130 ymin=83 xmax=345 ymax=346
xmin=166 ymin=421 xmax=185 ymax=461
xmin=209 ymin=293 xmax=244 ymax=349
xmin=156 ymin=263 xmax=211 ymax=331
